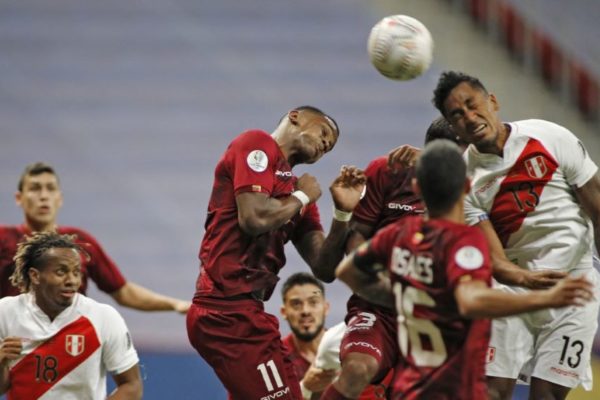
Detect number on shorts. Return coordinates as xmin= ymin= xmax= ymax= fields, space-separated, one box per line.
xmin=257 ymin=359 xmax=284 ymax=392
xmin=394 ymin=283 xmax=447 ymax=367
xmin=353 ymin=312 xmax=377 ymax=328
xmin=559 ymin=335 xmax=584 ymax=368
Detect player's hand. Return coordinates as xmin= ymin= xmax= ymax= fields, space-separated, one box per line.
xmin=388 ymin=144 xmax=421 ymax=172
xmin=0 ymin=337 xmax=23 ymax=367
xmin=296 ymin=173 xmax=322 ymax=203
xmin=301 ymin=365 xmax=338 ymax=393
xmin=173 ymin=300 xmax=192 ymax=314
xmin=521 ymin=270 xmax=567 ymax=289
xmin=330 ymin=165 xmax=366 ymax=212
xmin=544 ymin=276 xmax=595 ymax=307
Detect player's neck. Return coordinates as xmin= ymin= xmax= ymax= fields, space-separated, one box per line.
xmin=271 ymin=131 xmax=300 ymax=167
xmin=430 ymin=203 xmax=465 ymax=225
xmin=24 ymin=218 xmax=57 ymax=233
xmin=292 ymin=330 xmax=325 ymax=362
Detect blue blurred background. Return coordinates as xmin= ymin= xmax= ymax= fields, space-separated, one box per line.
xmin=1 ymin=0 xmax=599 ymax=398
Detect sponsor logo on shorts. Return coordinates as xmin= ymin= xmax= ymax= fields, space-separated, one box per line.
xmin=486 ymin=347 xmax=495 ymax=363
xmin=550 ymin=367 xmax=580 ymax=379
xmin=343 ymin=341 xmax=382 ymax=357
xmin=260 ymin=387 xmax=290 ymax=400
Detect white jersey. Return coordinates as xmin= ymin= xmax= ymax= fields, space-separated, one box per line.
xmin=0 ymin=293 xmax=139 ymax=400
xmin=464 ymin=119 xmax=598 ymax=272
xmin=314 ymin=322 xmax=346 ymax=371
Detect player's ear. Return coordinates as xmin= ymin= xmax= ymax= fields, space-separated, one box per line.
xmin=324 ymin=300 xmax=330 ymax=317
xmin=280 ymin=305 xmax=287 ymax=319
xmin=29 ymin=268 xmax=41 ymax=286
xmin=489 ymin=93 xmax=499 ymax=112
xmin=411 ymin=178 xmax=421 ymax=197
xmin=288 ymin=110 xmax=300 ymax=126
xmin=15 ymin=191 xmax=22 ymax=208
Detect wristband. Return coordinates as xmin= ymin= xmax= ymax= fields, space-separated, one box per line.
xmin=292 ymin=190 xmax=310 ymax=207
xmin=300 ymin=381 xmax=312 ymax=399
xmin=333 ymin=206 xmax=353 ymax=222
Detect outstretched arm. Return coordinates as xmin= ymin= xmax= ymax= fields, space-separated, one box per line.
xmin=108 ymin=364 xmax=143 ymax=400
xmin=476 ymin=220 xmax=566 ymax=289
xmin=110 ymin=282 xmax=191 ymax=313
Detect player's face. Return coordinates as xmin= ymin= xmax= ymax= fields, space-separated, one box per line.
xmin=443 ymin=82 xmax=502 ymax=152
xmin=16 ymin=173 xmax=63 ymax=230
xmin=30 ymin=247 xmax=82 ymax=319
xmin=293 ymin=111 xmax=338 ymax=164
xmin=281 ymin=284 xmax=329 ymax=342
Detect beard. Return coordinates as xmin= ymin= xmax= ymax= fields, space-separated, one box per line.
xmin=290 ymin=320 xmax=325 ymax=342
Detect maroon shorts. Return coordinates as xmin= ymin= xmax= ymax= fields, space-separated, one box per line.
xmin=186 ymin=297 xmax=302 ymax=400
xmin=340 ymin=295 xmax=398 ymax=383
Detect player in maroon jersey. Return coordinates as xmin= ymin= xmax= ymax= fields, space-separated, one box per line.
xmin=0 ymin=162 xmax=191 ymax=313
xmin=186 ymin=105 xmax=366 ymax=399
xmin=335 ymin=140 xmax=594 ymax=400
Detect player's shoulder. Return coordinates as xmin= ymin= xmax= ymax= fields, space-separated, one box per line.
xmin=76 ymin=294 xmax=123 ymax=321
xmin=0 ymin=225 xmax=18 ymax=235
xmin=511 ymin=119 xmax=572 ymax=141
xmin=232 ymin=130 xmax=275 ymax=147
xmin=0 ymin=294 xmax=25 ymax=311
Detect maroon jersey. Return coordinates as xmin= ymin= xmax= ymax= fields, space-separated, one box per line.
xmin=194 ymin=130 xmax=322 ymax=301
xmin=361 ymin=216 xmax=492 ymax=400
xmin=0 ymin=225 xmax=126 ymax=297
xmin=347 ymin=156 xmax=425 ymax=314
xmin=281 ymin=333 xmax=311 ymax=380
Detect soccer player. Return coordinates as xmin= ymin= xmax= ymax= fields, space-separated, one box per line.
xmin=0 ymin=162 xmax=191 ymax=313
xmin=186 ymin=105 xmax=365 ymax=399
xmin=0 ymin=232 xmax=142 ymax=399
xmin=432 ymin=70 xmax=600 ymax=399
xmin=279 ymin=272 xmax=336 ymax=398
xmin=335 ymin=139 xmax=594 ymax=399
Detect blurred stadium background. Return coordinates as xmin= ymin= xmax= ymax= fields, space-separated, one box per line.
xmin=1 ymin=0 xmax=599 ymax=398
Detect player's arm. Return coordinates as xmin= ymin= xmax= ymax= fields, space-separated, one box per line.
xmin=236 ymin=173 xmax=321 ymax=236
xmin=476 ymin=219 xmax=566 ymax=289
xmin=108 ymin=364 xmax=143 ymax=400
xmin=312 ymin=166 xmax=366 ymax=282
xmin=454 ymin=276 xmax=594 ymax=319
xmin=0 ymin=337 xmax=22 ymax=395
xmin=574 ymin=173 xmax=600 ymax=255
xmin=335 ymin=244 xmax=393 ymax=307
xmin=110 ymin=282 xmax=191 ymax=314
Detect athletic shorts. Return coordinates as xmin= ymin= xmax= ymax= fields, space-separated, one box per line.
xmin=486 ymin=268 xmax=600 ymax=390
xmin=340 ymin=295 xmax=398 ymax=384
xmin=187 ymin=297 xmax=302 ymax=400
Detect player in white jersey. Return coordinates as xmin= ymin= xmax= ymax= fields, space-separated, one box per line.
xmin=0 ymin=232 xmax=142 ymax=399
xmin=433 ymin=70 xmax=600 ymax=400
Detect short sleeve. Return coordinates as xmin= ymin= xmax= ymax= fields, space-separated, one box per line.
xmin=464 ymin=192 xmax=489 ymax=227
xmin=228 ymin=130 xmax=279 ymax=196
xmin=553 ymin=125 xmax=598 ymax=188
xmin=75 ymin=230 xmax=127 ymax=294
xmin=352 ymin=157 xmax=387 ymax=226
xmin=314 ymin=322 xmax=345 ymax=371
xmin=100 ymin=305 xmax=139 ymax=375
xmin=446 ymin=228 xmax=491 ymax=289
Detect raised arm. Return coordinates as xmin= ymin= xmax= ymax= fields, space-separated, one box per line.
xmin=476 ymin=219 xmax=565 ymax=289
xmin=574 ymin=173 xmax=600 ymax=255
xmin=108 ymin=364 xmax=143 ymax=400
xmin=110 ymin=282 xmax=191 ymax=313
xmin=236 ymin=173 xmax=321 ymax=236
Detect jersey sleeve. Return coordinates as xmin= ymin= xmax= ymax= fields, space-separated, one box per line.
xmin=552 ymin=124 xmax=598 ymax=188
xmin=314 ymin=322 xmax=345 ymax=371
xmin=76 ymin=230 xmax=127 ymax=294
xmin=291 ymin=203 xmax=323 ymax=242
xmin=464 ymin=192 xmax=489 ymax=227
xmin=229 ymin=131 xmax=278 ymax=196
xmin=352 ymin=157 xmax=387 ymax=226
xmin=99 ymin=304 xmax=139 ymax=375
xmin=446 ymin=228 xmax=492 ymax=289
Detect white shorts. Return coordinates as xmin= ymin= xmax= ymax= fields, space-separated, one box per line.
xmin=485 ymin=268 xmax=600 ymax=390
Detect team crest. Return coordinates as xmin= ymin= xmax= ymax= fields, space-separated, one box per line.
xmin=65 ymin=334 xmax=85 ymax=356
xmin=524 ymin=156 xmax=547 ymax=179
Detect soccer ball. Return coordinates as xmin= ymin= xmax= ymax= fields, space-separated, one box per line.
xmin=367 ymin=15 xmax=434 ymax=81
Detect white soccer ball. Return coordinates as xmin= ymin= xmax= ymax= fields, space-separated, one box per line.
xmin=367 ymin=15 xmax=434 ymax=81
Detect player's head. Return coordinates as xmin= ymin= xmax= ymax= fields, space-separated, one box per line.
xmin=432 ymin=71 xmax=502 ymax=151
xmin=16 ymin=162 xmax=63 ymax=231
xmin=276 ymin=105 xmax=339 ymax=165
xmin=280 ymin=272 xmax=329 ymax=342
xmin=11 ymin=232 xmax=84 ymax=317
xmin=415 ymin=139 xmax=468 ymax=217
xmin=424 ymin=116 xmax=468 ymax=151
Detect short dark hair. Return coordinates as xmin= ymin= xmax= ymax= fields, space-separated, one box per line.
xmin=18 ymin=162 xmax=59 ymax=191
xmin=281 ymin=272 xmax=325 ymax=301
xmin=424 ymin=116 xmax=457 ymax=145
xmin=416 ymin=139 xmax=466 ymax=216
xmin=11 ymin=232 xmax=85 ymax=293
xmin=279 ymin=105 xmax=340 ymax=138
xmin=432 ymin=71 xmax=488 ymax=116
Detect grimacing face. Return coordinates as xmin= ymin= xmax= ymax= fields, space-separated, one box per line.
xmin=443 ymin=82 xmax=502 ymax=152
xmin=293 ymin=111 xmax=338 ymax=164
xmin=16 ymin=172 xmax=63 ymax=230
xmin=29 ymin=247 xmax=82 ymax=318
xmin=281 ymin=283 xmax=329 ymax=342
